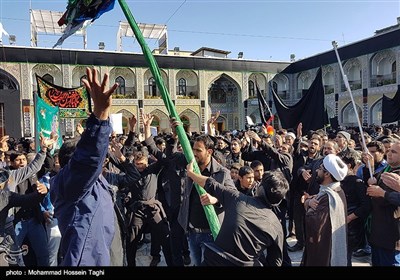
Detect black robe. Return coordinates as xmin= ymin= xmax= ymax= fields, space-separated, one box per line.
xmin=302 ymin=188 xmax=347 ymax=266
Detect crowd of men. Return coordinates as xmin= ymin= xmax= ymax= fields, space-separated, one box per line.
xmin=0 ymin=68 xmax=399 ymax=267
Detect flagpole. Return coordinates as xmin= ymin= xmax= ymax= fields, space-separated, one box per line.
xmin=263 ymin=84 xmax=273 ymax=118
xmin=117 ymin=0 xmax=221 ymax=239
xmin=332 ymin=41 xmax=373 ymax=179
xmin=256 ymin=83 xmax=274 ymax=128
xmin=33 ymin=92 xmax=39 ymax=153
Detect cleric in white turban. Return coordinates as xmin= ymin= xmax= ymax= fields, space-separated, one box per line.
xmin=302 ymin=154 xmax=348 ymax=266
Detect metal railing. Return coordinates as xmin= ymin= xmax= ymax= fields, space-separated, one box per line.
xmin=370 ymin=73 xmax=396 ymax=87
xmin=341 ymin=80 xmax=362 ymax=91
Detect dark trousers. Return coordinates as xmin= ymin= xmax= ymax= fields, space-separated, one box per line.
xmin=151 ymin=206 xmax=190 ymax=266
xmin=169 ymin=208 xmax=190 ymax=266
xmin=293 ymin=192 xmax=305 ymax=247
xmin=125 ymin=204 xmax=173 ymax=267
xmin=371 ymin=246 xmax=400 ymax=266
xmin=274 ymin=200 xmax=292 ymax=267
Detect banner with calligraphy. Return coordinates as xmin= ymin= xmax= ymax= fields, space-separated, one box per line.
xmin=36 ymin=75 xmax=91 ymax=118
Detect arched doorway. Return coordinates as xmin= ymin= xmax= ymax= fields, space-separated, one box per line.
xmin=215 ymin=116 xmax=226 ymax=133
xmin=180 ymin=115 xmax=191 ymax=133
xmin=208 ymin=75 xmax=240 ymax=130
xmin=342 ymin=102 xmax=362 ymax=127
xmin=0 ymin=69 xmax=21 ymax=138
xmin=180 ymin=109 xmax=200 ymax=133
xmin=370 ymin=99 xmax=382 ymax=125
xmin=151 ymin=115 xmax=160 ymax=133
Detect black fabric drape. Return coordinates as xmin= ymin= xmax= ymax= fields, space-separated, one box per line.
xmin=272 ymin=68 xmax=328 ymax=134
xmin=382 ymin=85 xmax=400 ymax=123
xmin=329 ymin=116 xmax=339 ymax=130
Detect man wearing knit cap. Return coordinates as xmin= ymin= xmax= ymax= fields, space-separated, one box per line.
xmin=302 ymin=154 xmax=348 ymax=266
xmin=336 ymin=131 xmax=355 ymax=158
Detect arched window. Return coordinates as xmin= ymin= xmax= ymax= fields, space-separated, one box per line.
xmin=0 ymin=73 xmax=17 ymax=90
xmin=178 ymin=78 xmax=187 ymax=96
xmin=371 ymin=100 xmax=382 ymax=125
xmin=43 ymin=74 xmax=54 ymax=84
xmin=151 ymin=115 xmax=160 ymax=132
xmin=115 ymin=76 xmax=126 ymax=95
xmin=80 ymin=75 xmax=87 ymax=86
xmin=324 ymin=71 xmax=334 ymax=94
xmin=248 ymin=81 xmax=255 ymax=98
xmin=342 ymin=102 xmax=362 ymax=126
xmin=149 ymin=78 xmax=157 ymax=97
xmin=297 ymin=73 xmax=310 ymax=98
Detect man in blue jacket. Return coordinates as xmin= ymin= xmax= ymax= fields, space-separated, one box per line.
xmin=50 ymin=67 xmax=118 ymax=266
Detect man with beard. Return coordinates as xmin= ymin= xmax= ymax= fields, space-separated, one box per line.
xmin=289 ymin=136 xmax=322 ymax=252
xmin=175 ymin=132 xmax=235 ymax=266
xmin=366 ymin=141 xmax=400 ymax=266
xmin=302 ymin=154 xmax=348 ymax=266
xmin=299 ymin=140 xmax=341 ymax=196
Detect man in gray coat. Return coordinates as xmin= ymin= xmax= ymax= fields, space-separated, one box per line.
xmin=170 ymin=132 xmax=235 ymax=266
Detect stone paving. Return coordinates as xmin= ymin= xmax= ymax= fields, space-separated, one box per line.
xmin=136 ymin=233 xmax=371 ymax=267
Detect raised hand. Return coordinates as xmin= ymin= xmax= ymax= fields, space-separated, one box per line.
xmin=206 ymin=110 xmax=220 ymax=136
xmin=0 ymin=135 xmax=9 ymax=152
xmin=297 ymin=122 xmax=303 ymax=138
xmin=76 ymin=123 xmax=84 ymax=135
xmin=110 ymin=141 xmax=125 ymax=162
xmin=140 ymin=109 xmax=154 ymax=128
xmin=208 ymin=110 xmax=220 ymax=124
xmin=128 ymin=115 xmax=137 ymax=132
xmin=40 ymin=133 xmax=57 ymax=151
xmin=81 ymin=67 xmax=118 ymax=120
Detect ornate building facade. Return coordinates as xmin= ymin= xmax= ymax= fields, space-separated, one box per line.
xmin=0 ymin=47 xmax=287 ymax=138
xmin=0 ymin=21 xmax=399 ymax=138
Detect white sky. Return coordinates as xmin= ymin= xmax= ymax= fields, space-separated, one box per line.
xmin=0 ymin=0 xmax=399 ymax=61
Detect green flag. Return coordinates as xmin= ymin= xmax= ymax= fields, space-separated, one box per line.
xmin=35 ymin=93 xmax=63 ymax=153
xmin=118 ymin=0 xmax=220 ymax=239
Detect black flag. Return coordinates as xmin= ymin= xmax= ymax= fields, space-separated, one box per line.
xmin=256 ymin=83 xmax=274 ymax=127
xmin=382 ymin=85 xmax=400 ymax=123
xmin=272 ymin=68 xmax=328 ymax=134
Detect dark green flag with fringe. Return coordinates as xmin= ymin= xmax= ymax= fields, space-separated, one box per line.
xmin=117 ymin=0 xmax=220 ymax=239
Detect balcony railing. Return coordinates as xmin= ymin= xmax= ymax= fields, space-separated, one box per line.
xmin=341 ymin=80 xmax=362 ymax=91
xmin=277 ymin=90 xmax=289 ymax=100
xmin=176 ymin=85 xmax=199 ymax=98
xmin=113 ymin=87 xmax=136 ymax=99
xmin=144 ymin=93 xmax=162 ymax=99
xmin=370 ymin=73 xmax=396 ymax=87
xmin=177 ymin=92 xmax=199 ymax=99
